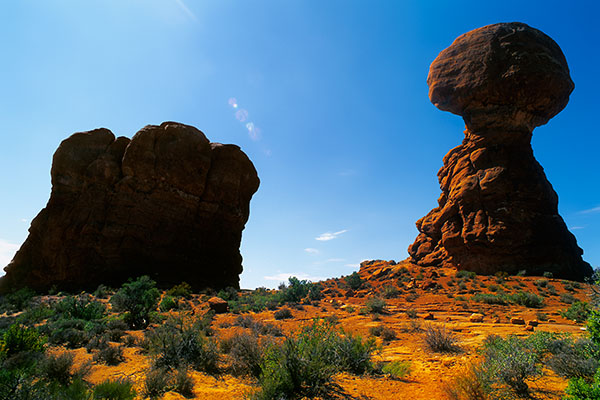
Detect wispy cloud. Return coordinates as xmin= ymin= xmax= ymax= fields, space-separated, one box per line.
xmin=304 ymin=248 xmax=319 ymax=254
xmin=325 ymin=258 xmax=345 ymax=263
xmin=570 ymin=226 xmax=585 ymax=230
xmin=264 ymin=273 xmax=326 ymax=282
xmin=173 ymin=0 xmax=197 ymax=21
xmin=315 ymin=229 xmax=348 ymax=241
xmin=0 ymin=239 xmax=19 ymax=269
xmin=579 ymin=205 xmax=600 ymax=214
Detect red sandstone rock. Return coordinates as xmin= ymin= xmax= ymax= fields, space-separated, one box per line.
xmin=0 ymin=122 xmax=259 ymax=294
xmin=470 ymin=313 xmax=484 ymax=323
xmin=511 ymin=317 xmax=525 ymax=325
xmin=408 ymin=22 xmax=592 ymax=281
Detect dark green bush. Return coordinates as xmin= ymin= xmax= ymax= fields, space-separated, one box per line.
xmin=228 ymin=287 xmax=279 ymax=313
xmin=365 ymin=297 xmax=386 ymax=314
xmin=38 ymin=352 xmax=75 ymax=385
xmin=166 ymin=282 xmax=192 ymax=299
xmin=0 ymin=288 xmax=36 ymax=313
xmin=561 ymin=293 xmax=577 ymax=304
xmin=54 ymin=295 xmax=106 ymax=321
xmin=456 ymin=270 xmax=476 ymax=280
xmin=159 ymin=295 xmax=178 ymax=312
xmin=369 ymin=325 xmax=396 ymax=342
xmin=380 ymin=285 xmax=400 ymax=299
xmin=232 ymin=315 xmax=282 ymax=337
xmin=93 ymin=344 xmax=124 ymax=366
xmin=0 ymin=324 xmax=45 ymax=360
xmin=143 ymin=367 xmax=170 ymax=399
xmin=173 ymin=366 xmax=194 ymax=398
xmin=93 ymin=378 xmax=136 ymax=400
xmin=273 ymin=308 xmax=293 ymax=320
xmin=279 ymin=277 xmax=312 ymax=303
xmin=564 ymin=371 xmax=600 ymax=400
xmin=216 ymin=286 xmax=238 ymax=302
xmin=546 ymin=337 xmax=598 ymax=379
xmin=110 ymin=276 xmax=160 ymax=329
xmin=509 ymin=291 xmax=544 ymax=308
xmin=251 ymin=319 xmax=376 ymax=399
xmin=226 ymin=331 xmax=264 ymax=377
xmin=145 ymin=314 xmax=219 ymax=373
xmin=344 ymin=272 xmax=363 ymax=290
xmin=561 ymin=302 xmax=593 ymax=323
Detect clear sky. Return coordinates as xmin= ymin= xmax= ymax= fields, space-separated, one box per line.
xmin=0 ymin=1 xmax=598 ymax=289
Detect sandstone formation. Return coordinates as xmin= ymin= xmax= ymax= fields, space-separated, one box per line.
xmin=0 ymin=122 xmax=259 ymax=294
xmin=408 ymin=22 xmax=592 ymax=281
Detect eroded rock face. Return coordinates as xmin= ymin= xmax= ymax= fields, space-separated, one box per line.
xmin=0 ymin=122 xmax=259 ymax=293
xmin=408 ymin=22 xmax=592 ymax=280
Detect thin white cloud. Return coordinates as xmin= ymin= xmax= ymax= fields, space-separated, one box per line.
xmin=264 ymin=272 xmax=326 ymax=282
xmin=345 ymin=263 xmax=359 ymax=268
xmin=173 ymin=0 xmax=197 ymax=21
xmin=0 ymin=239 xmax=19 ymax=269
xmin=304 ymin=248 xmax=319 ymax=254
xmin=570 ymin=226 xmax=585 ymax=230
xmin=315 ymin=229 xmax=348 ymax=241
xmin=325 ymin=258 xmax=345 ymax=263
xmin=20 ymin=218 xmax=28 ymax=223
xmin=580 ymin=205 xmax=600 ymax=214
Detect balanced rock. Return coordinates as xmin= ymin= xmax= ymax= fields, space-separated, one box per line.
xmin=0 ymin=122 xmax=259 ymax=293
xmin=408 ymin=22 xmax=592 ymax=280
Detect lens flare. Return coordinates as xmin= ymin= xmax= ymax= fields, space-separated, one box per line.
xmin=235 ymin=109 xmax=249 ymax=122
xmin=228 ymin=97 xmax=238 ymax=108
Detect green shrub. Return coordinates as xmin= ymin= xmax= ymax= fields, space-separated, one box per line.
xmin=423 ymin=324 xmax=460 ymax=353
xmin=216 ymin=286 xmax=238 ymax=302
xmin=381 ymin=285 xmax=400 ymax=299
xmin=561 ymin=302 xmax=593 ymax=323
xmin=0 ymin=323 xmax=45 ymax=360
xmin=159 ymin=295 xmax=178 ymax=312
xmin=456 ymin=270 xmax=476 ymax=280
xmin=110 ymin=276 xmax=160 ymax=329
xmin=509 ymin=291 xmax=544 ymax=308
xmin=369 ymin=325 xmax=396 ymax=341
xmin=562 ymin=293 xmax=577 ymax=304
xmin=546 ymin=337 xmax=598 ymax=379
xmin=273 ymin=308 xmax=293 ymax=320
xmin=145 ymin=314 xmax=219 ymax=373
xmin=365 ymin=297 xmax=386 ymax=314
xmin=564 ymin=371 xmax=600 ymax=400
xmin=93 ymin=378 xmax=136 ymax=400
xmin=443 ymin=363 xmax=488 ymax=400
xmin=279 ymin=277 xmax=313 ymax=303
xmin=166 ymin=282 xmax=192 ymax=299
xmin=251 ymin=319 xmax=376 ymax=399
xmin=228 ymin=287 xmax=280 ymax=313
xmin=143 ymin=367 xmax=170 ymax=399
xmin=17 ymin=303 xmax=55 ymax=325
xmin=38 ymin=352 xmax=75 ymax=385
xmin=173 ymin=366 xmax=194 ymax=398
xmin=1 ymin=288 xmax=36 ymax=312
xmin=534 ymin=278 xmax=549 ymax=288
xmin=93 ymin=344 xmax=124 ymax=366
xmin=344 ymin=272 xmax=363 ymax=290
xmin=226 ymin=332 xmax=264 ymax=377
xmin=472 ymin=293 xmax=508 ymax=305
xmin=54 ymin=295 xmax=106 ymax=321
xmin=381 ymin=360 xmax=411 ymax=379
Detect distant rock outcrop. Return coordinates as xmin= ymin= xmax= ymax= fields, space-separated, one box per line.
xmin=0 ymin=122 xmax=259 ymax=293
xmin=408 ymin=22 xmax=592 ymax=280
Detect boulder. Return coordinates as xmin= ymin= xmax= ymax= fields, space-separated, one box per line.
xmin=408 ymin=22 xmax=592 ymax=281
xmin=511 ymin=317 xmax=526 ymax=325
xmin=208 ymin=297 xmax=229 ymax=314
xmin=469 ymin=313 xmax=484 ymax=323
xmin=0 ymin=122 xmax=259 ymax=293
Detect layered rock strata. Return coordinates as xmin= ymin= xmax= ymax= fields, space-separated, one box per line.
xmin=408 ymin=22 xmax=592 ymax=280
xmin=0 ymin=122 xmax=259 ymax=293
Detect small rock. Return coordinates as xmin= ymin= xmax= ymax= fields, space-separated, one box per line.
xmin=493 ymin=318 xmax=501 ymax=324
xmin=344 ymin=289 xmax=355 ymax=298
xmin=422 ymin=312 xmax=435 ymax=320
xmin=470 ymin=313 xmax=484 ymax=323
xmin=524 ymin=325 xmax=534 ymax=332
xmin=207 ymin=297 xmax=228 ymax=313
xmin=511 ymin=317 xmax=525 ymax=325
xmin=528 ymin=320 xmax=539 ymax=327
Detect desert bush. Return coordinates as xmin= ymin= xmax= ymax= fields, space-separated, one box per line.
xmin=405 ymin=309 xmax=418 ymax=319
xmin=38 ymin=352 xmax=76 ymax=385
xmin=54 ymin=295 xmax=106 ymax=321
xmin=443 ymin=363 xmax=489 ymax=400
xmin=251 ymin=319 xmax=376 ymax=399
xmin=145 ymin=314 xmax=219 ymax=373
xmin=534 ymin=278 xmax=549 ymax=288
xmin=365 ymin=297 xmax=386 ymax=314
xmin=0 ymin=323 xmax=45 ymax=360
xmin=159 ymin=295 xmax=178 ymax=312
xmin=16 ymin=303 xmax=55 ymax=325
xmin=166 ymin=282 xmax=192 ymax=299
xmin=456 ymin=270 xmax=476 ymax=280
xmin=561 ymin=301 xmax=592 ymax=323
xmin=344 ymin=272 xmax=363 ymax=290
xmin=143 ymin=367 xmax=170 ymax=399
xmin=509 ymin=291 xmax=544 ymax=308
xmin=226 ymin=331 xmax=264 ymax=377
xmin=273 ymin=308 xmax=293 ymax=320
xmin=369 ymin=325 xmax=396 ymax=341
xmin=110 ymin=276 xmax=160 ymax=329
xmin=173 ymin=366 xmax=194 ymax=398
xmin=0 ymin=288 xmax=36 ymax=313
xmin=216 ymin=286 xmax=238 ymax=302
xmin=381 ymin=285 xmax=400 ymax=299
xmin=93 ymin=378 xmax=136 ymax=400
xmin=232 ymin=315 xmax=282 ymax=337
xmin=93 ymin=344 xmax=124 ymax=366
xmin=279 ymin=277 xmax=314 ymax=303
xmin=93 ymin=284 xmax=112 ymax=299
xmin=228 ymin=287 xmax=279 ymax=313
xmin=564 ymin=371 xmax=600 ymax=400
xmin=42 ymin=318 xmax=103 ymax=349
xmin=561 ymin=293 xmax=577 ymax=304
xmin=546 ymin=337 xmax=598 ymax=379
xmin=424 ymin=324 xmax=459 ymax=353
xmin=472 ymin=293 xmax=508 ymax=305
xmin=381 ymin=360 xmax=411 ymax=379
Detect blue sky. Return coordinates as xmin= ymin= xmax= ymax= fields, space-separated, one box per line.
xmin=0 ymin=1 xmax=598 ymax=289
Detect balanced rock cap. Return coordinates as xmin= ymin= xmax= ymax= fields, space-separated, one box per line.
xmin=427 ymin=22 xmax=574 ymax=131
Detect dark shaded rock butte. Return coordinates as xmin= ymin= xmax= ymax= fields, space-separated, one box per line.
xmin=408 ymin=22 xmax=592 ymax=281
xmin=0 ymin=122 xmax=259 ymax=293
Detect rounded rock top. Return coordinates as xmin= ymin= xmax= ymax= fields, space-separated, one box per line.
xmin=427 ymin=22 xmax=574 ymax=131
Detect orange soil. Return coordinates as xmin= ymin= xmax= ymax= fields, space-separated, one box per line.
xmin=48 ymin=261 xmax=592 ymax=399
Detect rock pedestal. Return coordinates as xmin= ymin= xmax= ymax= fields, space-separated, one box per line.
xmin=0 ymin=122 xmax=259 ymax=293
xmin=408 ymin=22 xmax=592 ymax=280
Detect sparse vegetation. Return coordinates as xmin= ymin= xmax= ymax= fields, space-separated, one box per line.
xmin=423 ymin=324 xmax=460 ymax=353
xmin=365 ymin=297 xmax=386 ymax=314
xmin=93 ymin=378 xmax=136 ymax=400
xmin=110 ymin=276 xmax=160 ymax=329
xmin=345 ymin=272 xmax=363 ymax=290
xmin=381 ymin=360 xmax=412 ymax=379
xmin=561 ymin=302 xmax=592 ymax=323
